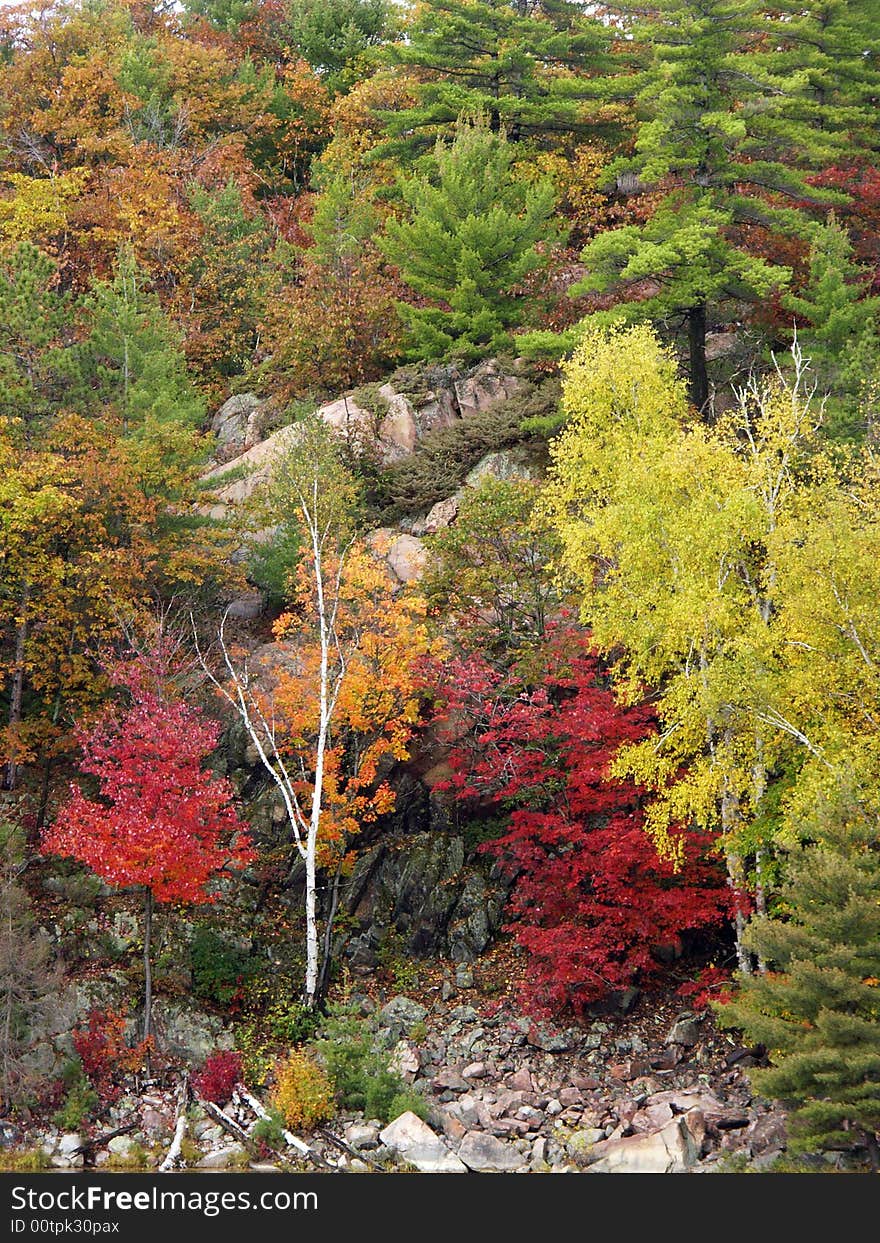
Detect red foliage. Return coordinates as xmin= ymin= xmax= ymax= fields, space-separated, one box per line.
xmin=72 ymin=1008 xmax=150 ymax=1103
xmin=42 ymin=654 xmax=254 ymax=904
xmin=810 ymin=163 xmax=880 ymax=291
xmin=193 ymin=1050 xmax=243 ymax=1105
xmin=676 ymin=965 xmax=734 ymax=1009
xmin=430 ymin=629 xmax=732 ymax=1017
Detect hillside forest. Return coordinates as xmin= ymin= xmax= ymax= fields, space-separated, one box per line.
xmin=1 ymin=0 xmax=880 ymax=1177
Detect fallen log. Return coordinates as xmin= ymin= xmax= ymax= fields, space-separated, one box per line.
xmin=234 ymin=1083 xmax=336 ymax=1172
xmin=158 ymin=1074 xmax=190 ymax=1172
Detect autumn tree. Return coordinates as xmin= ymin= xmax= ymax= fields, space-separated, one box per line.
xmin=541 ymin=325 xmax=846 ymax=967
xmin=432 ymin=628 xmax=731 ymax=1016
xmin=261 ymin=168 xmax=402 ymax=397
xmin=42 ymin=649 xmax=254 ymax=1042
xmin=380 ymin=115 xmax=560 ymax=360
xmin=198 ymin=419 xmax=440 ymax=1004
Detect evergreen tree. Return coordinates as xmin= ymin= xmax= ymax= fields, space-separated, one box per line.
xmin=380 ymin=115 xmax=559 ymax=360
xmin=539 ymin=0 xmax=864 ymax=414
xmin=82 ymin=244 xmax=205 ymax=437
xmin=283 ymin=0 xmax=394 ymax=92
xmin=0 ymin=243 xmax=72 ymax=444
xmin=758 ymin=0 xmax=880 ymax=156
xmin=786 ymin=214 xmax=880 ymax=441
xmin=381 ymin=0 xmax=611 ymax=157
xmin=719 ymin=786 xmax=880 ymax=1169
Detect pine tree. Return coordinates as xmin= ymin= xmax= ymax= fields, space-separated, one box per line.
xmin=542 ymin=0 xmax=866 ymax=414
xmin=380 ymin=115 xmax=559 ymax=360
xmin=0 ymin=825 xmax=63 ymax=1110
xmin=785 ymin=214 xmax=880 ymax=441
xmin=381 ymin=0 xmax=611 ymax=158
xmin=718 ymin=786 xmax=880 ymax=1168
xmin=0 ymin=242 xmax=72 ymax=443
xmin=82 ymin=244 xmax=205 ymax=438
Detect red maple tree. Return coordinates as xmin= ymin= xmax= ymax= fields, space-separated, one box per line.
xmin=42 ymin=653 xmax=254 ymax=1042
xmin=430 ymin=629 xmax=732 ymax=1017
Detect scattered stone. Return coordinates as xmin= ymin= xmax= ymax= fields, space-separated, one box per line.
xmin=458 ymin=1131 xmax=522 ymax=1173
xmin=462 ymin=1062 xmax=487 ymax=1080
xmin=107 ymin=1135 xmax=137 ymax=1158
xmin=586 ymin=1117 xmax=701 ymax=1174
xmin=454 ymin=965 xmax=474 ymax=989
xmin=388 ymin=1040 xmax=420 ymax=1082
xmin=379 ymin=1112 xmax=466 ymax=1174
xmin=526 ymin=1024 xmax=576 ymax=1053
xmin=665 ymin=1014 xmax=703 ymax=1047
xmin=378 ymin=996 xmax=428 ymax=1041
xmin=345 ymin=1124 xmax=380 ymax=1151
xmin=566 ymin=1129 xmax=606 ymax=1163
xmin=197 ymin=1145 xmax=248 ymax=1170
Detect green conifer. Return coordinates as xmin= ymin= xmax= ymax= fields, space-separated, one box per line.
xmin=380 ymin=114 xmax=559 ymax=360
xmin=719 ymin=786 xmax=880 ymax=1168
xmin=785 ymin=214 xmax=880 ymax=441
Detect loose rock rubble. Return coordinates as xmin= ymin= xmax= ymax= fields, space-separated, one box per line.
xmin=12 ymin=991 xmax=797 ymax=1174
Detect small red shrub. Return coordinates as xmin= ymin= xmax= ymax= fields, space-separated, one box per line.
xmin=193 ymin=1050 xmax=243 ymax=1104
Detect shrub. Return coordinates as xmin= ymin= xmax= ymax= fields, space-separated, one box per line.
xmin=52 ymin=1059 xmax=98 ymax=1130
xmin=365 ymin=378 xmax=556 ymax=522
xmin=71 ymin=1008 xmax=149 ymax=1104
xmin=190 ymin=927 xmax=255 ymax=1007
xmin=270 ymin=1051 xmax=333 ymax=1131
xmin=251 ymin=1107 xmax=287 ymax=1150
xmin=314 ymin=1004 xmax=428 ymax=1123
xmin=193 ymin=1050 xmax=243 ymax=1104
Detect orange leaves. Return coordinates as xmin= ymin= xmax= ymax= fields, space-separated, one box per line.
xmin=265 ymin=540 xmax=443 ymax=851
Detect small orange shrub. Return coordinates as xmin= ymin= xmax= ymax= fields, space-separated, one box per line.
xmin=270 ymin=1051 xmax=333 ymax=1131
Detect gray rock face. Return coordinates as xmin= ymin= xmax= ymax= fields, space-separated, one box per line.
xmin=157 ymin=1001 xmax=234 ymax=1062
xmin=379 ymin=1112 xmax=466 ymax=1173
xmin=458 ymin=1130 xmax=522 ymax=1173
xmin=343 ymin=832 xmax=508 ymax=966
xmin=211 ymin=393 xmax=266 ymax=462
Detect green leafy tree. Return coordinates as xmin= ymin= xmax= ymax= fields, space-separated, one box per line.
xmin=380 ymin=115 xmax=559 ymax=360
xmin=422 ymin=476 xmax=568 ymax=657
xmin=719 ymin=785 xmax=880 ymax=1169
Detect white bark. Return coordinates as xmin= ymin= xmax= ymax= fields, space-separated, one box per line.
xmin=193 ymin=440 xmax=355 ymax=1007
xmin=235 ymin=1084 xmax=312 ymax=1158
xmin=158 ymin=1114 xmax=187 ymax=1172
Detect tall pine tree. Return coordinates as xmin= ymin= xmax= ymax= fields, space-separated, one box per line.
xmin=381 ymin=0 xmax=611 ymax=158
xmin=542 ymin=0 xmax=869 ymax=413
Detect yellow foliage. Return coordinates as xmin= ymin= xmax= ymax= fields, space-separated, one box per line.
xmin=271 ymin=1051 xmax=333 ymax=1132
xmin=0 ymin=170 xmax=89 ymax=247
